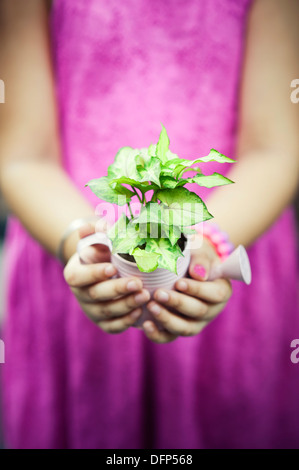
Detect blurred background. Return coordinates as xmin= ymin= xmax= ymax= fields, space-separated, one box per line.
xmin=0 ymin=190 xmax=9 ymax=449
xmin=0 ymin=192 xmax=7 ymax=318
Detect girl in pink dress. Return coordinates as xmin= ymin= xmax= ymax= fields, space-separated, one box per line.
xmin=0 ymin=0 xmax=299 ymax=448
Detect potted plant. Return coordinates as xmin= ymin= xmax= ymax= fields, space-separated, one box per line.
xmin=85 ymin=125 xmax=234 ymax=325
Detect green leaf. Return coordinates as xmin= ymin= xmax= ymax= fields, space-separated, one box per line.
xmin=140 ymin=147 xmax=153 ymax=161
xmin=107 ymin=213 xmax=128 ymax=241
xmin=164 ymin=149 xmax=234 ymax=168
xmin=133 ymin=203 xmax=164 ymax=238
xmin=156 ymin=187 xmax=213 ymax=226
xmin=192 ymin=172 xmax=234 ymax=188
xmin=109 ymin=176 xmax=150 ymax=193
xmin=173 ymin=164 xmax=191 ymax=178
xmin=107 ymin=147 xmax=140 ymax=180
xmin=199 ymin=149 xmax=235 ymax=163
xmin=161 ymin=149 xmax=234 ymax=179
xmin=175 ymin=178 xmax=190 ymax=187
xmin=156 ymin=124 xmax=170 ymax=164
xmin=148 ymin=144 xmax=157 ymax=157
xmin=135 ymin=155 xmax=146 ymax=169
xmin=159 ymin=167 xmax=177 ymax=178
xmin=132 ymin=203 xmax=184 ymax=244
xmin=85 ymin=177 xmax=133 ymax=205
xmin=134 ymin=203 xmax=163 ymax=226
xmin=108 ymin=146 xmax=161 ymax=190
xmin=111 ymin=221 xmax=146 ymax=255
xmin=137 ymin=156 xmax=162 ymax=186
xmin=163 ymin=158 xmax=189 ymax=168
xmin=132 ymin=248 xmax=161 ymax=272
xmin=145 ymin=238 xmax=183 ymax=274
xmin=189 ymin=166 xmax=202 ymax=173
xmin=134 ymin=147 xmax=153 ymax=167
xmin=163 ymin=161 xmax=199 ymax=179
xmin=172 ymin=163 xmax=204 ymax=179
xmin=160 ymin=175 xmax=178 ymax=189
xmin=173 ymin=172 xmax=234 ymax=189
xmin=165 ymin=149 xmax=179 ymax=160
xmin=161 ymin=224 xmax=181 ymax=246
xmin=179 ymin=166 xmax=202 ymax=177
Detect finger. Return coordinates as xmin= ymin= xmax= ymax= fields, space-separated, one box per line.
xmin=79 ymin=289 xmax=150 ymax=321
xmin=64 ymin=254 xmax=117 ymax=287
xmin=78 ymin=218 xmax=108 ymax=239
xmin=146 ymin=301 xmax=209 ymax=336
xmin=98 ymin=308 xmax=143 ymax=334
xmin=188 ymin=250 xmax=213 ymax=281
xmin=95 ymin=217 xmax=110 ymax=233
xmin=142 ymin=321 xmax=178 ymax=344
xmin=86 ymin=276 xmax=144 ymax=302
xmin=153 ymin=288 xmax=209 ymax=319
xmin=175 ymin=277 xmax=232 ymax=304
xmin=79 ymin=245 xmax=111 ymax=264
xmin=78 ymin=219 xmax=111 ymax=264
xmin=78 ymin=222 xmax=96 ymax=239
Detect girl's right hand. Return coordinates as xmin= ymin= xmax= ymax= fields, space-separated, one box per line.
xmin=63 ymin=223 xmax=150 ymax=334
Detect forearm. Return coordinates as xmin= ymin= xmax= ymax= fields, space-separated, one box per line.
xmin=208 ymin=0 xmax=299 ymax=248
xmin=0 ymin=2 xmax=94 ymax=262
xmin=0 ymin=159 xmax=94 ymax=262
xmin=207 ymin=149 xmax=299 ymax=247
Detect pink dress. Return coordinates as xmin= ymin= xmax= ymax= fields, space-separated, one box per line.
xmin=1 ymin=0 xmax=299 ymax=449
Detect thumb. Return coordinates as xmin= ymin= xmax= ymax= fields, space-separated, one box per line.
xmin=78 ymin=221 xmax=111 ymax=264
xmin=189 ymin=251 xmax=213 ymax=281
xmin=78 ymin=218 xmax=109 ymax=239
xmin=78 ymin=222 xmax=96 ymax=240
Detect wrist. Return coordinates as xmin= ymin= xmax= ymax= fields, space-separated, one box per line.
xmin=57 ymin=216 xmax=98 ymax=265
xmin=194 ymin=222 xmax=234 ymax=262
xmin=63 ymin=228 xmax=81 ymax=264
xmin=201 ymin=236 xmax=221 ymax=261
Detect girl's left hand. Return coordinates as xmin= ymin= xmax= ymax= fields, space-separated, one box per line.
xmin=143 ymin=238 xmax=232 ymax=343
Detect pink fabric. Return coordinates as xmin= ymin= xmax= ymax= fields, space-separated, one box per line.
xmin=2 ymin=0 xmax=299 ymax=448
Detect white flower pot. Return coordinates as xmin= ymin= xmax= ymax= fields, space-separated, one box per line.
xmin=111 ymin=245 xmax=191 ymax=328
xmin=77 ymin=232 xmax=191 ymax=328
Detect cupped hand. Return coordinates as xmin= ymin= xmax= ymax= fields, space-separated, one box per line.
xmin=143 ymin=237 xmax=232 ymax=343
xmin=63 ymin=222 xmax=150 ymax=334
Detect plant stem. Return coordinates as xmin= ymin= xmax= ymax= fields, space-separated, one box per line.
xmin=131 ymin=186 xmax=143 ymax=204
xmin=127 ymin=202 xmax=134 ymax=219
xmin=151 ymin=191 xmax=157 ymax=203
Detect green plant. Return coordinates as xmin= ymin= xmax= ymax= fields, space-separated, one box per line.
xmin=86 ymin=125 xmax=234 ymax=273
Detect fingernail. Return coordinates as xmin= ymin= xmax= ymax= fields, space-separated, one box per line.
xmin=148 ymin=303 xmax=161 ymax=315
xmin=143 ymin=321 xmax=155 ymax=333
xmin=104 ymin=265 xmax=116 ymax=277
xmin=134 ymin=291 xmax=149 ymax=304
xmin=156 ymin=290 xmax=169 ymax=302
xmin=131 ymin=308 xmax=142 ymax=319
xmin=127 ymin=280 xmax=139 ymax=291
xmin=193 ymin=264 xmax=207 ymax=279
xmin=177 ymin=280 xmax=188 ymax=291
